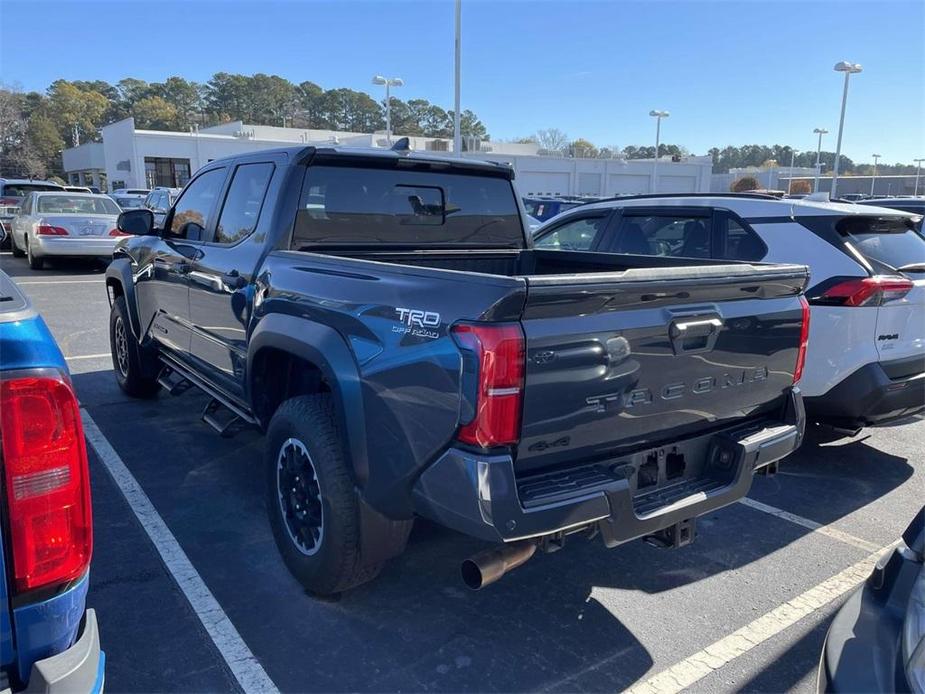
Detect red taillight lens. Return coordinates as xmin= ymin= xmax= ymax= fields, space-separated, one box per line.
xmin=793 ymin=296 xmax=810 ymax=384
xmin=36 ymin=225 xmax=68 ymax=236
xmin=0 ymin=375 xmax=92 ymax=592
xmin=452 ymin=323 xmax=525 ymax=447
xmin=815 ymin=276 xmax=914 ymax=307
xmin=108 ymin=228 xmax=129 ymax=237
xmin=0 ymin=197 xmax=19 ymax=206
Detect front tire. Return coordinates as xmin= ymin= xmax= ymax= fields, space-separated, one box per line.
xmin=25 ymin=238 xmax=43 ymax=269
xmin=265 ymin=395 xmax=410 ymax=595
xmin=110 ymin=295 xmax=160 ymax=398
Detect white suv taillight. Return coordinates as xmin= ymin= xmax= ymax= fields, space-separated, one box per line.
xmin=814 ymin=276 xmax=914 ymax=307
xmin=451 ymin=323 xmax=525 ymax=447
xmin=793 ymin=296 xmax=810 ymax=384
xmin=0 ymin=374 xmax=92 ymax=593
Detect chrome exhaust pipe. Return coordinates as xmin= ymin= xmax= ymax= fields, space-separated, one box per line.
xmin=460 ymin=541 xmax=537 ymax=590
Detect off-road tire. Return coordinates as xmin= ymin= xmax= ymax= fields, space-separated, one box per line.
xmin=265 ymin=394 xmax=411 ymax=595
xmin=109 ymin=295 xmax=160 ymax=398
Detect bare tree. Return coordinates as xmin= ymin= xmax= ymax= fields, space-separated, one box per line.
xmin=534 ymin=128 xmax=569 ymax=155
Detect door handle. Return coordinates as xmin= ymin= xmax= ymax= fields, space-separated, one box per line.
xmin=670 ymin=317 xmax=722 ymax=339
xmin=175 ymin=261 xmax=191 ymax=274
xmin=669 ymin=316 xmax=723 ymax=355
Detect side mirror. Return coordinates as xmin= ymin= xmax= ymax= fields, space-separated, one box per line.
xmin=118 ymin=208 xmax=155 ymax=236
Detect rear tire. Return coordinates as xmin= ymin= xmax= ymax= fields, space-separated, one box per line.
xmin=10 ymin=232 xmax=24 ymax=258
xmin=25 ymin=239 xmax=43 ymax=269
xmin=110 ymin=295 xmax=160 ymax=398
xmin=265 ymin=394 xmax=411 ymax=595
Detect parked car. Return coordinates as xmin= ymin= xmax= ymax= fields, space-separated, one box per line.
xmin=818 ymin=506 xmax=924 ymax=692
xmin=0 ymin=178 xmax=65 ymax=247
xmin=9 ymin=192 xmax=127 ymax=269
xmin=110 ymin=188 xmax=149 ymax=197
xmin=142 ymin=187 xmax=181 ymax=227
xmin=0 ymin=270 xmax=103 ymax=691
xmin=111 ymin=194 xmax=147 ymax=211
xmin=64 ymin=186 xmax=93 ymax=193
xmin=522 ymin=196 xmax=583 ymax=222
xmin=106 ymin=147 xmax=809 ymax=595
xmin=857 ymin=197 xmax=925 ymax=232
xmin=532 ymin=193 xmax=925 ymax=432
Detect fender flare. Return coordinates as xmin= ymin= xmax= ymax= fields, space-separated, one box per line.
xmin=105 ymin=258 xmax=142 ymax=339
xmin=247 ymin=314 xmax=369 ymax=487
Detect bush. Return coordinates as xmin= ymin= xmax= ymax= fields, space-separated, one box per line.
xmin=790 ymin=179 xmax=812 ymax=194
xmin=731 ymin=176 xmax=760 ymax=192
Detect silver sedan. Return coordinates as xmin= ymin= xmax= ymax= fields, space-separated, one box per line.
xmin=10 ymin=192 xmax=127 ymax=269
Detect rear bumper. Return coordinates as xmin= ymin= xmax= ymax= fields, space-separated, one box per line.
xmin=413 ymin=389 xmax=804 ymax=544
xmin=31 ymin=236 xmax=119 ymax=258
xmin=21 ymin=609 xmax=104 ymax=694
xmin=805 ymin=356 xmax=925 ymax=428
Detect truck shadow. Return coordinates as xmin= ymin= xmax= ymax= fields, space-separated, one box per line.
xmin=71 ymin=368 xmax=914 ymax=692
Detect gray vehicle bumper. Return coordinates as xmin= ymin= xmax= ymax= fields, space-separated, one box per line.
xmin=413 ymin=389 xmax=805 ymax=544
xmin=31 ymin=236 xmax=120 ymax=258
xmin=21 ymin=609 xmax=104 ymax=694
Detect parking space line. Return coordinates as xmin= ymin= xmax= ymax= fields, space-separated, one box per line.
xmin=81 ymin=410 xmax=279 ymax=694
xmin=739 ymin=497 xmax=881 ymax=553
xmin=626 ymin=541 xmax=896 ymax=694
xmin=66 ymin=353 xmax=111 ymax=362
xmin=16 ymin=279 xmax=103 ymax=285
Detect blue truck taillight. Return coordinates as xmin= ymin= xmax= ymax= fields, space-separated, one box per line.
xmin=451 ymin=323 xmax=525 ymax=448
xmin=0 ymin=374 xmax=92 ymax=593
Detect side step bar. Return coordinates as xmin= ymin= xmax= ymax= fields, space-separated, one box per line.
xmin=157 ymin=356 xmax=258 ymax=438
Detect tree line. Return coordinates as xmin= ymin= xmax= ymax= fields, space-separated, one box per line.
xmin=0 ymin=73 xmax=490 ymax=178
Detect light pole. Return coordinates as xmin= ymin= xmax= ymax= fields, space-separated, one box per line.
xmin=453 ymin=0 xmax=462 ymax=156
xmin=372 ymin=75 xmax=404 ymax=144
xmin=649 ymin=110 xmax=669 ymax=192
xmin=870 ymin=154 xmax=881 ymax=197
xmin=831 ymin=61 xmax=862 ymax=199
xmin=813 ymin=128 xmax=828 ymax=193
xmin=914 ymin=158 xmax=925 ymax=196
xmin=787 ymin=148 xmax=799 ymax=194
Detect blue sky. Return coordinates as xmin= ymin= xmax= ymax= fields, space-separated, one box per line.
xmin=1 ymin=0 xmax=922 ymax=164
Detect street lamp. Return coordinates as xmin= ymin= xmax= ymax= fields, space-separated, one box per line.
xmin=914 ymin=158 xmax=925 ymax=196
xmin=870 ymin=154 xmax=881 ymax=197
xmin=831 ymin=61 xmax=862 ymax=199
xmin=649 ymin=110 xmax=669 ymax=192
xmin=813 ymin=128 xmax=828 ymax=193
xmin=788 ymin=148 xmax=799 ymax=194
xmin=372 ymin=75 xmax=404 ymax=143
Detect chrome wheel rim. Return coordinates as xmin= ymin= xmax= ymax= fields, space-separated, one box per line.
xmin=114 ymin=316 xmax=129 ymax=377
xmin=276 ymin=438 xmax=324 ymax=556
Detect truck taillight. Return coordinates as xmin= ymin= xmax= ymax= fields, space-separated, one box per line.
xmin=108 ymin=228 xmax=130 ymax=237
xmin=813 ymin=276 xmax=914 ymax=307
xmin=36 ymin=225 xmax=68 ymax=236
xmin=0 ymin=375 xmax=92 ymax=593
xmin=452 ymin=323 xmax=525 ymax=447
xmin=793 ymin=296 xmax=810 ymax=384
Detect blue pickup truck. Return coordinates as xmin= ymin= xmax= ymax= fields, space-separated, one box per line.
xmin=0 ymin=271 xmax=103 ymax=692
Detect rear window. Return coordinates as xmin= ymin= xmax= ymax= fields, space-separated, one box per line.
xmin=837 ymin=216 xmax=925 ymax=269
xmin=293 ymin=165 xmax=523 ymax=248
xmin=2 ymin=183 xmax=61 ymax=198
xmin=37 ymin=195 xmax=120 ymax=215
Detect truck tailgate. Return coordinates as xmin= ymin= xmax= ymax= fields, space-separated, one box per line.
xmin=516 ymin=263 xmax=809 ymax=472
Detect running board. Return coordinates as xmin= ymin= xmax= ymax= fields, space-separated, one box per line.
xmin=157 ymin=356 xmax=258 ymax=437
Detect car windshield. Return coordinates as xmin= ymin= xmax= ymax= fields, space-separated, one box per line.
xmin=838 ymin=216 xmax=925 ymax=269
xmin=36 ymin=195 xmax=121 ymax=215
xmin=2 ymin=183 xmax=61 ymax=198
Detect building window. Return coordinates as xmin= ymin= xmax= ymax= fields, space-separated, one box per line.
xmin=144 ymin=157 xmax=193 ymax=188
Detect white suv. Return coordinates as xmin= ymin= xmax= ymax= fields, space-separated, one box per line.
xmin=532 ymin=193 xmax=925 ymax=431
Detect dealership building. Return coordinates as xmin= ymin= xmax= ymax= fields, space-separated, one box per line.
xmin=62 ymin=117 xmax=713 ymax=196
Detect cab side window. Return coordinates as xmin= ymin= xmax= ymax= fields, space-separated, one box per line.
xmin=213 ymin=163 xmax=274 ymax=245
xmin=168 ymin=168 xmax=226 ymax=241
xmin=534 ymin=215 xmax=608 ymax=251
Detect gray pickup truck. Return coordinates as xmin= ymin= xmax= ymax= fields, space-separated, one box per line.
xmin=106 ymin=145 xmax=809 ymax=594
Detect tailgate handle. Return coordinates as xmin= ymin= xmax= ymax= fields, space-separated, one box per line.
xmin=669 ymin=317 xmax=723 ymax=354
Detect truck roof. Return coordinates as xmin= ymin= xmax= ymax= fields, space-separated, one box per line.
xmin=205 ymin=145 xmax=516 ymax=179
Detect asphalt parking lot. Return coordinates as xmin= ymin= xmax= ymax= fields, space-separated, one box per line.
xmin=2 ymin=251 xmax=922 ymax=693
